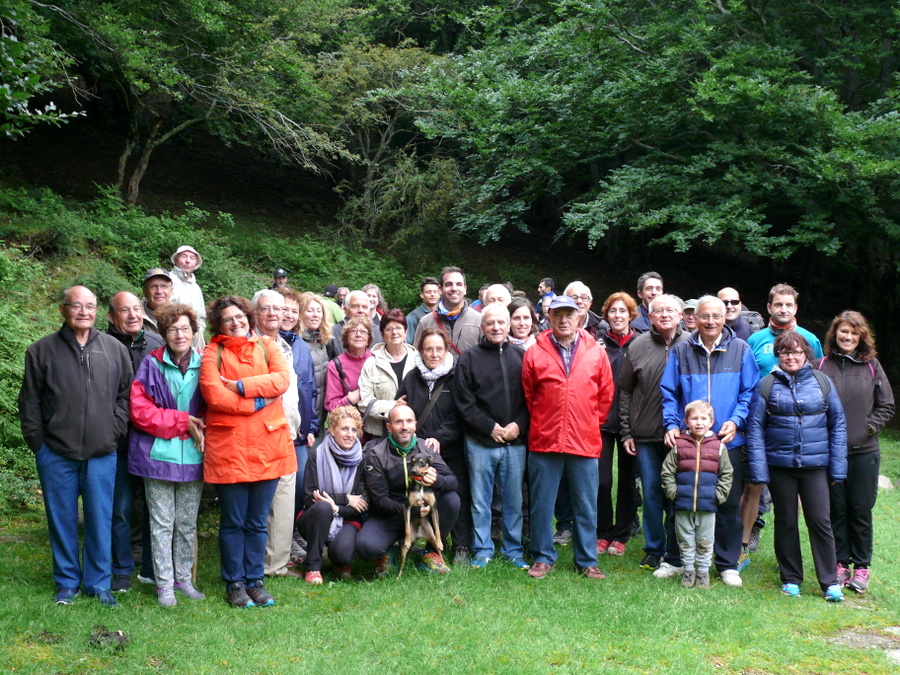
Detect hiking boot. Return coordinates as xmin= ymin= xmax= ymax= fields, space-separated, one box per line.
xmin=54 ymin=588 xmax=79 ymax=605
xmin=596 ymin=539 xmax=611 ymax=554
xmin=653 ymin=562 xmax=684 ymax=579
xmin=333 ymin=565 xmax=352 ymax=580
xmin=748 ymin=525 xmax=762 ymax=553
xmin=111 ymin=574 xmax=132 ymax=592
xmin=836 ymin=563 xmax=851 ymax=587
xmin=157 ymin=587 xmax=177 ymax=608
xmin=452 ymin=546 xmax=471 ymax=566
xmin=418 ymin=551 xmax=450 ymax=574
xmin=695 ymin=571 xmax=710 ymax=589
xmin=553 ymin=528 xmax=572 ymax=546
xmin=527 ymin=562 xmax=556 ymax=579
xmin=246 ymin=580 xmax=275 ymax=607
xmin=781 ymin=583 xmax=800 ymax=597
xmin=737 ymin=547 xmax=751 ymax=572
xmin=847 ymin=568 xmax=869 ymax=594
xmin=607 ymin=541 xmax=626 ymax=556
xmin=720 ymin=569 xmax=742 ymax=587
xmin=174 ymin=581 xmax=206 ymax=600
xmin=374 ymin=554 xmax=392 ymax=579
xmin=470 ymin=556 xmax=492 ymax=570
xmin=681 ymin=570 xmax=696 ymax=588
xmin=305 ymin=571 xmax=323 ymax=585
xmin=225 ymin=582 xmax=256 ymax=608
xmin=639 ymin=554 xmax=660 ymax=570
xmin=574 ymin=565 xmax=606 ymax=580
xmin=824 ymin=584 xmax=845 ymax=602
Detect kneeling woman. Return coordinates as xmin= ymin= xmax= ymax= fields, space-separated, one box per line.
xmin=747 ymin=331 xmax=847 ymax=601
xmin=296 ymin=406 xmax=368 ymax=584
xmin=129 ymin=303 xmax=206 ymax=607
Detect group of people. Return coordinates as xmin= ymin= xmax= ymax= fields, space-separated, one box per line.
xmin=18 ymin=253 xmax=893 ymax=608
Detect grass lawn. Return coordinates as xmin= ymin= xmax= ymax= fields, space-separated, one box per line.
xmin=2 ymin=435 xmax=900 ymax=675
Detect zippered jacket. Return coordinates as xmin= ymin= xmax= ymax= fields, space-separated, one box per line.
xmin=19 ymin=325 xmax=132 ymax=460
xmin=661 ymin=325 xmax=759 ymax=449
xmin=599 ymin=331 xmax=636 ymax=434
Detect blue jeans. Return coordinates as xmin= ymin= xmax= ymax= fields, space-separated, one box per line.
xmin=215 ymin=479 xmax=279 ymax=585
xmin=635 ymin=441 xmax=680 ymax=564
xmin=528 ymin=452 xmax=599 ymax=569
xmin=35 ymin=445 xmax=116 ymax=593
xmin=465 ymin=437 xmax=526 ymax=560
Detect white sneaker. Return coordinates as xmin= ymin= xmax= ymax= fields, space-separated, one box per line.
xmin=652 ymin=562 xmax=685 ymax=579
xmin=720 ymin=569 xmax=743 ymax=587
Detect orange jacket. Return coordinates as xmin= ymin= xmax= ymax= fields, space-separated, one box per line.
xmin=200 ymin=334 xmax=297 ymax=483
xmin=521 ymin=329 xmax=614 ymax=457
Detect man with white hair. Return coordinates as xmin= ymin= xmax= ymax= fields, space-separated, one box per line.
xmin=169 ymin=245 xmax=206 ymax=348
xmin=330 ymin=290 xmax=383 ymax=356
xmin=660 ymin=295 xmax=759 ymax=587
xmin=563 ymin=280 xmax=608 ymax=340
xmin=483 ymin=284 xmax=512 ymax=307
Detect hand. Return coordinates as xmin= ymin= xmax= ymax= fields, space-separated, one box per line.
xmin=421 ymin=467 xmax=438 ymax=486
xmin=718 ymin=421 xmax=738 ymax=444
xmin=347 ymin=495 xmax=368 ymax=513
xmin=394 ymin=395 xmax=407 ymax=407
xmin=419 ymin=504 xmax=431 ymax=517
xmin=305 ymin=433 xmax=315 ymax=448
xmin=220 ymin=376 xmax=240 ymax=394
xmin=623 ymin=438 xmax=636 ymax=456
xmin=187 ymin=416 xmax=206 ymax=452
xmin=348 ymin=389 xmax=361 ymax=405
xmin=424 ymin=438 xmax=441 ymax=454
xmin=490 ymin=423 xmax=505 ymax=444
xmin=313 ymin=490 xmax=336 ymax=508
xmin=502 ymin=422 xmax=520 ymax=442
xmin=664 ymin=428 xmax=680 ymax=448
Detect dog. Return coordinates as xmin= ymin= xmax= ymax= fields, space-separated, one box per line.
xmin=397 ymin=449 xmax=442 ymax=578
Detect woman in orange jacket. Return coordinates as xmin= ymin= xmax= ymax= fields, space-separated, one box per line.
xmin=200 ymin=295 xmax=296 ymax=608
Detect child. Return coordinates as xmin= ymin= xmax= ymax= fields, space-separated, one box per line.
xmin=661 ymin=400 xmax=733 ymax=588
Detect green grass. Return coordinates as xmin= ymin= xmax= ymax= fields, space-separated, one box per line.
xmin=2 ymin=436 xmax=900 ymax=674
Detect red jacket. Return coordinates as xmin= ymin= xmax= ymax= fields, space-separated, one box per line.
xmin=521 ymin=329 xmax=614 ymax=457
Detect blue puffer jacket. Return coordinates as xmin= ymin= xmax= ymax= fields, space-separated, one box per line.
xmin=660 ymin=325 xmax=760 ymax=449
xmin=746 ymin=364 xmax=847 ymax=483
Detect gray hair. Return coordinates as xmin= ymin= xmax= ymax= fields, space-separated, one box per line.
xmin=252 ymin=288 xmax=285 ymax=308
xmin=481 ymin=303 xmax=510 ymax=324
xmin=695 ymin=295 xmax=725 ymax=315
xmin=563 ymin=280 xmax=592 ymax=300
xmin=649 ymin=294 xmax=684 ymax=312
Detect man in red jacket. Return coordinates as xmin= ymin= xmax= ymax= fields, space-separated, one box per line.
xmin=521 ymin=295 xmax=615 ymax=579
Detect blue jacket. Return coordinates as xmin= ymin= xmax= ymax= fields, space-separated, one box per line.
xmin=660 ymin=325 xmax=759 ymax=449
xmin=280 ymin=330 xmax=318 ymax=438
xmin=746 ymin=364 xmax=847 ymax=483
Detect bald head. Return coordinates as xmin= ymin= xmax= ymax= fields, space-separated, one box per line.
xmin=108 ymin=291 xmax=144 ymax=337
xmin=387 ymin=404 xmax=417 ymax=445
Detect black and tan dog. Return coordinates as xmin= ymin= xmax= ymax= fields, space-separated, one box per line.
xmin=397 ymin=450 xmax=442 ymax=578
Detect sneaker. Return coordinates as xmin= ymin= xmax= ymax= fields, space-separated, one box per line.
xmin=574 ymin=565 xmax=606 ymax=580
xmin=452 ymin=547 xmax=472 ymax=566
xmin=157 ymin=587 xmax=177 ymax=608
xmin=136 ymin=573 xmax=155 ymax=585
xmin=305 ymin=571 xmax=323 ymax=585
xmin=291 ymin=533 xmax=308 ymax=563
xmin=374 ymin=553 xmax=392 ymax=579
xmin=470 ymin=556 xmax=492 ymax=570
xmin=95 ymin=589 xmax=120 ymax=608
xmin=781 ymin=583 xmax=801 ymax=597
xmin=225 ymin=582 xmax=256 ymax=608
xmin=596 ymin=539 xmax=611 ymax=554
xmin=54 ymin=588 xmax=79 ymax=605
xmin=639 ymin=553 xmax=660 ymax=570
xmin=748 ymin=525 xmax=762 ymax=553
xmin=245 ymin=580 xmax=275 ymax=607
xmin=737 ymin=547 xmax=751 ymax=572
xmin=174 ymin=582 xmax=206 ymax=600
xmin=824 ymin=584 xmax=845 ymax=602
xmin=502 ymin=556 xmax=530 ymax=570
xmin=695 ymin=571 xmax=710 ymax=589
xmin=681 ymin=570 xmax=696 ymax=588
xmin=836 ymin=563 xmax=852 ymax=587
xmin=111 ymin=574 xmax=132 ymax=593
xmin=847 ymin=568 xmax=870 ymax=594
xmin=653 ymin=562 xmax=685 ymax=579
xmin=527 ymin=562 xmax=556 ymax=579
xmin=553 ymin=528 xmax=572 ymax=546
xmin=720 ymin=569 xmax=743 ymax=587
xmin=607 ymin=541 xmax=626 ymax=556
xmin=333 ymin=565 xmax=352 ymax=580
xmin=418 ymin=551 xmax=450 ymax=574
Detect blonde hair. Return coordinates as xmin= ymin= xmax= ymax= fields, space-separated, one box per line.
xmin=684 ymin=400 xmax=715 ymax=422
xmin=298 ymin=291 xmax=334 ymax=337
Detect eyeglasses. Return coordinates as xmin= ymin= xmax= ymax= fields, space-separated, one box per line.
xmin=62 ymin=303 xmax=97 ymax=312
xmin=147 ymin=283 xmax=172 ymax=291
xmin=697 ymin=313 xmax=724 ymax=321
xmin=166 ymin=326 xmax=193 ymax=335
xmin=568 ymin=294 xmax=591 ymax=302
xmin=222 ymin=313 xmax=247 ymax=326
xmin=779 ymin=350 xmax=805 ymax=356
xmin=347 ymin=328 xmax=369 ymax=336
xmin=256 ymin=305 xmax=285 ymax=313
xmin=651 ymin=308 xmax=678 ymax=315
xmin=384 ymin=325 xmax=405 ymax=334
xmin=721 ymin=299 xmax=741 ymax=306
xmin=422 ymin=346 xmax=446 ymax=354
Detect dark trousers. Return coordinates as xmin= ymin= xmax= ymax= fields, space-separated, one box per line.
xmin=597 ymin=431 xmax=639 ymax=542
xmin=295 ymin=501 xmax=359 ymax=571
xmin=111 ymin=452 xmax=153 ymax=577
xmin=831 ymin=450 xmax=880 ymax=568
xmin=355 ymin=491 xmax=460 ymax=560
xmin=444 ymin=454 xmax=472 ymax=551
xmin=770 ymin=466 xmax=838 ymax=591
xmin=714 ymin=445 xmax=745 ymax=573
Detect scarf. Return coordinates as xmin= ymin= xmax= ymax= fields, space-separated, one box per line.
xmin=606 ymin=331 xmax=633 ymax=347
xmin=437 ymin=300 xmax=465 ymax=322
xmin=302 ymin=328 xmax=323 ymax=345
xmin=768 ymin=318 xmax=797 ymax=333
xmin=317 ymin=433 xmax=363 ymax=541
xmin=413 ymin=349 xmax=454 ymax=393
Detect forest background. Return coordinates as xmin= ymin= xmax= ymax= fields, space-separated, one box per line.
xmin=1 ymin=0 xmax=899 ymax=512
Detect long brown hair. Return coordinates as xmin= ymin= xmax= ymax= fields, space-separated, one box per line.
xmin=824 ymin=310 xmax=877 ymax=361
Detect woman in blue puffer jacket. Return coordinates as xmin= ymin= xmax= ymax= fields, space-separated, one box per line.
xmin=747 ymin=331 xmax=847 ymax=602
